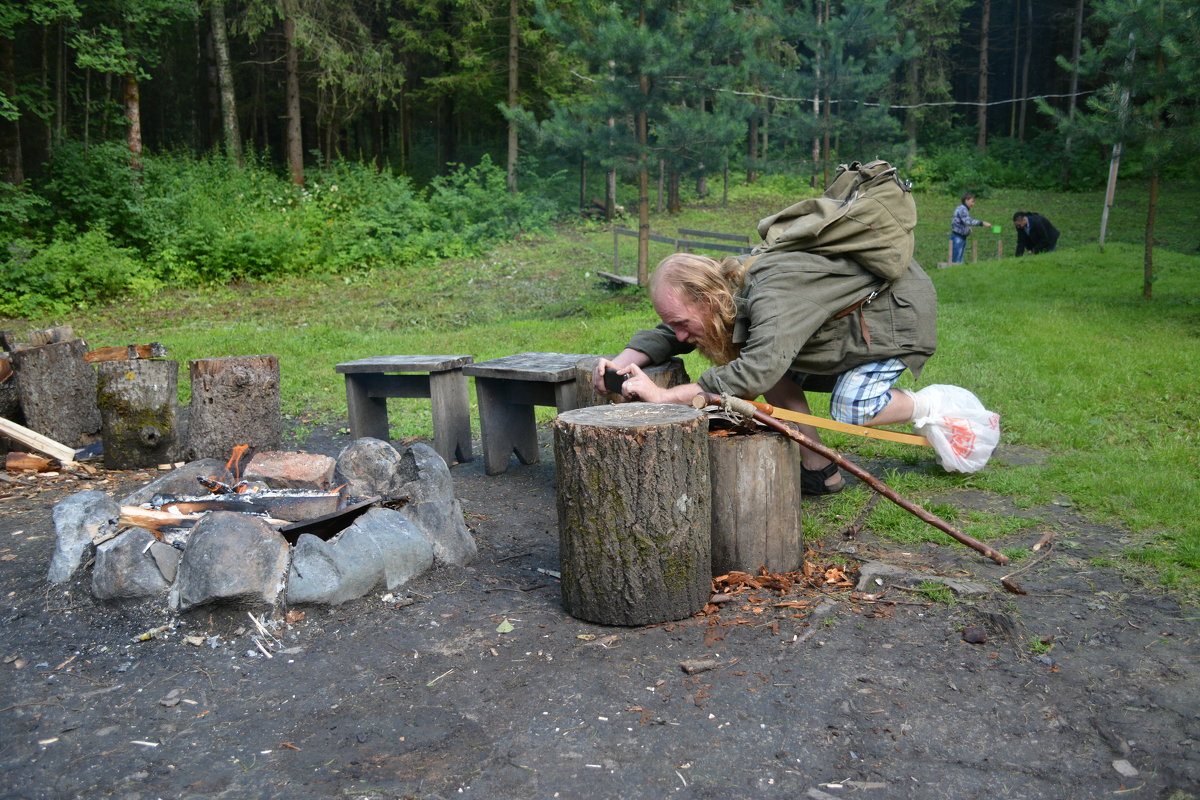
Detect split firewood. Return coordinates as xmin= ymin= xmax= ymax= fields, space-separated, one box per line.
xmin=0 ymin=416 xmax=77 ymax=465
xmin=83 ymin=342 xmax=169 ymax=363
xmin=119 ymin=506 xmax=203 ymax=534
xmin=0 ymin=355 xmax=11 ymax=383
xmin=28 ymin=325 xmax=75 ymax=347
xmin=5 ymin=452 xmax=54 ymax=472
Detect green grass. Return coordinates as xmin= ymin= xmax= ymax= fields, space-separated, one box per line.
xmin=4 ymin=177 xmax=1198 ymax=594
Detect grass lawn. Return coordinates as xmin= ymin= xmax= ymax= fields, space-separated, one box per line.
xmin=6 ymin=177 xmax=1198 ymax=593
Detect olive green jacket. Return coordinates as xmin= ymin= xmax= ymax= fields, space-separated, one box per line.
xmin=626 ymin=251 xmax=938 ymax=399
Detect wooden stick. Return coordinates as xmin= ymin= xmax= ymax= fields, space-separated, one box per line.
xmin=83 ymin=342 xmax=168 ymax=363
xmin=0 ymin=416 xmax=77 ymax=464
xmin=740 ymin=398 xmax=931 ymax=447
xmin=696 ymin=393 xmax=1009 ymax=566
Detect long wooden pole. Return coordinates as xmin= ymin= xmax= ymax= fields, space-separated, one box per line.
xmin=694 ymin=393 xmax=1009 ymax=566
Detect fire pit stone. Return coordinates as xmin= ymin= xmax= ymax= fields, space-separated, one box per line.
xmin=168 ymin=511 xmax=290 ymax=611
xmin=92 ymin=528 xmax=170 ymax=600
xmin=48 ymin=490 xmax=120 ymax=584
xmin=244 ymin=451 xmax=337 ymax=491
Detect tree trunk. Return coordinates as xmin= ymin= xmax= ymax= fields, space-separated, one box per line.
xmin=1061 ymin=0 xmax=1085 ymax=185
xmin=0 ymin=36 xmax=22 ymax=184
xmin=976 ymin=0 xmax=990 ymax=149
xmin=96 ymin=359 xmax=180 ymax=469
xmin=747 ymin=114 xmax=759 ymax=184
xmin=709 ymin=429 xmax=803 ymax=574
xmin=636 ymin=53 xmax=650 ymax=286
xmin=210 ymin=1 xmax=242 ymax=166
xmin=1144 ymin=169 xmax=1158 ymax=300
xmin=185 ymin=356 xmax=281 ymax=461
xmin=573 ymin=356 xmax=689 ymax=410
xmin=124 ymin=73 xmax=143 ymax=171
xmin=1018 ymin=0 xmax=1032 ymax=141
xmin=10 ymin=340 xmax=101 ymax=448
xmin=506 ymin=0 xmax=519 ymax=193
xmin=284 ymin=15 xmax=304 ymax=185
xmin=552 ymin=403 xmax=711 ymax=626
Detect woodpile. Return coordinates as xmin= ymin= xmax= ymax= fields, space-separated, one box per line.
xmin=2 ymin=324 xmax=280 ymax=472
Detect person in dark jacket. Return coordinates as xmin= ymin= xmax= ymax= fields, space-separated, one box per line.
xmin=1013 ymin=212 xmax=1060 ymax=256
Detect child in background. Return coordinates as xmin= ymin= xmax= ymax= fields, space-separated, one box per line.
xmin=949 ymin=193 xmax=992 ymax=264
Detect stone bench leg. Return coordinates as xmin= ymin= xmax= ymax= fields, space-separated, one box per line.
xmin=429 ymin=369 xmax=473 ymax=465
xmin=475 ymin=378 xmax=540 ymax=476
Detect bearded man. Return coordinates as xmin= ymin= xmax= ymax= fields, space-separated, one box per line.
xmin=593 ymin=251 xmax=938 ymax=494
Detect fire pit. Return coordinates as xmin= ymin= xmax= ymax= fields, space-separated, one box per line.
xmin=47 ymin=438 xmax=477 ymax=610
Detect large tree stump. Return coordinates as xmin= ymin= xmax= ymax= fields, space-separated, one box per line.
xmin=709 ymin=429 xmax=804 ymax=575
xmin=553 ymin=403 xmax=711 ymax=625
xmin=10 ymin=339 xmax=100 ymax=447
xmin=185 ymin=356 xmax=281 ymax=460
xmin=96 ymin=359 xmax=180 ymax=469
xmin=573 ymin=356 xmax=690 ymax=408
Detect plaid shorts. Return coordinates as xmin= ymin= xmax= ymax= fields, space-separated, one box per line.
xmin=790 ymin=358 xmax=907 ymax=425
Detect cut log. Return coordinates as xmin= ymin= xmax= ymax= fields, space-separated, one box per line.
xmin=10 ymin=339 xmax=100 ymax=447
xmin=0 ymin=416 xmax=78 ymax=464
xmin=5 ymin=452 xmax=53 ymax=472
xmin=184 ymin=355 xmax=281 ymax=461
xmin=552 ymin=403 xmax=711 ymax=625
xmin=709 ymin=429 xmax=803 ymax=574
xmin=96 ymin=359 xmax=180 ymax=470
xmin=84 ymin=342 xmax=169 ymax=363
xmin=573 ymin=355 xmax=690 ymax=409
xmin=29 ymin=325 xmax=76 ymax=347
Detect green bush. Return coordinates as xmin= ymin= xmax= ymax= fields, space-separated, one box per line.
xmin=0 ymin=229 xmax=152 ymax=317
xmin=37 ymin=141 xmax=147 ymax=243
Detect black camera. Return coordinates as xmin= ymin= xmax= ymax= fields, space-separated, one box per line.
xmin=603 ymin=368 xmax=627 ymax=394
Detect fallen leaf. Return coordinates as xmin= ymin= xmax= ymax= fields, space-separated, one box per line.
xmin=496 ymin=619 xmax=514 ymax=634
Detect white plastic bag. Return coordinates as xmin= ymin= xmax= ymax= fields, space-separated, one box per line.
xmin=907 ymin=385 xmax=1000 ymax=473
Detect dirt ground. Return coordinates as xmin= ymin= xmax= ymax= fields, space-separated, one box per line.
xmin=0 ymin=426 xmax=1196 ymax=800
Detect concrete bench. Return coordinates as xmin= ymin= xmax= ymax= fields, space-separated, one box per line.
xmin=334 ymin=355 xmax=474 ymax=466
xmin=463 ymin=352 xmax=595 ymax=475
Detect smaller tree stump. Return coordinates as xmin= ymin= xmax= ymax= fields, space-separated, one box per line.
xmin=709 ymin=429 xmax=803 ymax=575
xmin=96 ymin=359 xmax=180 ymax=469
xmin=553 ymin=403 xmax=710 ymax=626
xmin=573 ymin=356 xmax=690 ymax=408
xmin=185 ymin=355 xmax=281 ymax=460
xmin=10 ymin=339 xmax=100 ymax=447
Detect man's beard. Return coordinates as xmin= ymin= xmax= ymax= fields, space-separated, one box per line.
xmin=693 ymin=314 xmax=739 ymax=366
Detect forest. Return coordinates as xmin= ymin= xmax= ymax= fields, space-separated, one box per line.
xmin=1 ymin=0 xmax=1196 ymax=311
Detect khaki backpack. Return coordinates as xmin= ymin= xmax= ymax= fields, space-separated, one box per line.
xmin=751 ymin=160 xmax=917 ymax=282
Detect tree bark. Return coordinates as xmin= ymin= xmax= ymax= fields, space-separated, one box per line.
xmin=1060 ymin=0 xmax=1085 ymax=185
xmin=210 ymin=0 xmax=242 ymax=166
xmin=0 ymin=36 xmax=22 ymax=184
xmin=10 ymin=340 xmax=100 ymax=447
xmin=976 ymin=0 xmax=990 ymax=149
xmin=709 ymin=430 xmax=803 ymax=575
xmin=553 ymin=403 xmax=711 ymax=626
xmin=124 ymin=73 xmax=143 ymax=171
xmin=506 ymin=0 xmax=519 ymax=193
xmin=284 ymin=14 xmax=304 ymax=185
xmin=1018 ymin=0 xmax=1032 ymax=141
xmin=185 ymin=356 xmax=281 ymax=461
xmin=97 ymin=359 xmax=180 ymax=469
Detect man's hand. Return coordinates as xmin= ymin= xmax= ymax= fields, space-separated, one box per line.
xmin=619 ymin=363 xmax=665 ymax=402
xmin=593 ymin=349 xmax=649 ymax=395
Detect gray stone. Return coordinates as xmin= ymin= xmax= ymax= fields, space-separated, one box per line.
xmin=286 ymin=535 xmax=342 ymax=605
xmin=352 ymin=508 xmax=434 ymax=590
xmin=169 ymin=512 xmax=289 ymax=611
xmin=120 ymin=459 xmax=227 ymax=506
xmin=395 ymin=443 xmax=454 ymax=503
xmin=285 ymin=508 xmax=434 ymax=605
xmin=92 ymin=529 xmax=169 ymax=600
xmin=48 ymin=490 xmax=120 ymax=584
xmin=149 ymin=541 xmax=182 ymax=582
xmin=401 ymin=499 xmax=476 ymax=567
xmin=335 ymin=438 xmax=407 ymax=499
xmin=855 ymin=561 xmax=990 ymax=597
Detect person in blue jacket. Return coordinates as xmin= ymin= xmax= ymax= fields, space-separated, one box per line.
xmin=949 ymin=193 xmax=992 ymax=263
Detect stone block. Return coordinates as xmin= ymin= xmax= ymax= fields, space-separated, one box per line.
xmin=49 ymin=490 xmax=120 ymax=584
xmin=120 ymin=458 xmax=227 ymax=505
xmin=244 ymin=451 xmax=337 ymax=491
xmin=92 ymin=528 xmax=170 ymax=600
xmin=169 ymin=511 xmax=290 ymax=611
